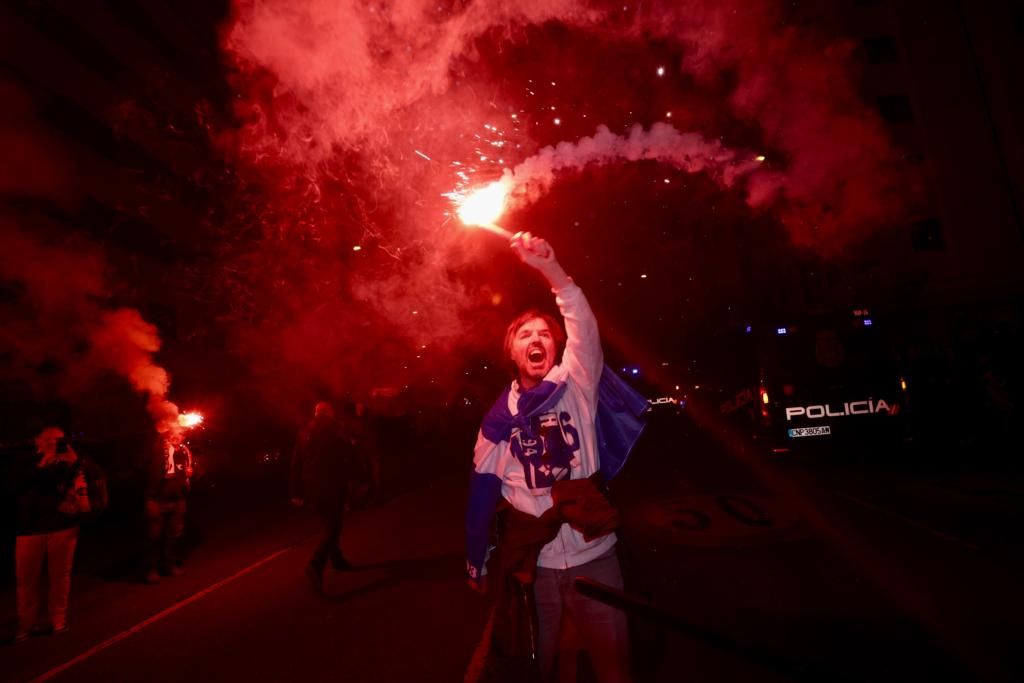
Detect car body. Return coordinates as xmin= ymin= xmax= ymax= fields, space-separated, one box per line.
xmin=714 ymin=310 xmax=912 ymax=454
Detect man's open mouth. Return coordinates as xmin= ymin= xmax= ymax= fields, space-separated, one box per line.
xmin=527 ymin=347 xmax=546 ymax=363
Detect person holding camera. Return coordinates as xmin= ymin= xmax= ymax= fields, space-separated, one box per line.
xmin=11 ymin=426 xmax=98 ymax=640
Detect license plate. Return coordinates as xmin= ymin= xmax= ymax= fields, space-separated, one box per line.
xmin=788 ymin=425 xmax=832 ymax=438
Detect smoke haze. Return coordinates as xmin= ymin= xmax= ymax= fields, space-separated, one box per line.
xmin=211 ymin=0 xmax=917 ymax=407
xmin=500 ymin=123 xmax=762 ymax=210
xmin=0 ymin=78 xmax=183 ymax=438
xmin=224 ymin=0 xmax=913 ymax=251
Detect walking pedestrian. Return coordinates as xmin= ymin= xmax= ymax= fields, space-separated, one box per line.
xmin=291 ymin=401 xmax=355 ymax=595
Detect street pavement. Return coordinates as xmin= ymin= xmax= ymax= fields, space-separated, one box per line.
xmin=2 ymin=417 xmax=1022 ymax=682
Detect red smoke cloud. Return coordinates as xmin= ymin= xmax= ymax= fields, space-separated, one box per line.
xmin=223 ymin=0 xmax=598 ymax=164
xmin=1 ymin=77 xmax=184 ymax=438
xmin=88 ymin=308 xmax=183 ymax=439
xmin=223 ymin=0 xmax=914 ymax=252
xmin=214 ymin=0 xmax=917 ymax=407
xmin=0 ymin=222 xmax=185 ymax=438
xmin=631 ymin=1 xmax=916 ymax=252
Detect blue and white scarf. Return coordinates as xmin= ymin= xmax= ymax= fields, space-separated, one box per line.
xmin=465 ymin=366 xmax=647 ymax=579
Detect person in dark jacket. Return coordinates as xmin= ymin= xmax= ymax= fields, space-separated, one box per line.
xmin=144 ymin=435 xmax=193 ymax=584
xmin=291 ymin=401 xmax=355 ymax=594
xmin=12 ymin=426 xmax=95 ymax=640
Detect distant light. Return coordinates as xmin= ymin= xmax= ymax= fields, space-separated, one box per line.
xmin=554 ymin=118 xmax=561 ymax=125
xmin=352 ymin=245 xmax=362 ymax=251
xmin=657 ymin=66 xmax=665 ymax=76
xmin=900 ymin=377 xmax=908 ymax=391
xmin=640 ymin=274 xmax=648 ymax=279
xmin=674 ymin=385 xmax=680 ymax=391
xmin=666 ymin=111 xmax=672 ymax=118
xmin=622 ymin=367 xmax=628 ymax=373
xmin=755 ymin=155 xmax=766 ymax=162
xmin=631 ymin=368 xmax=639 ymax=376
xmin=863 ymin=319 xmax=873 ymax=326
xmin=745 ymin=325 xmax=752 ymax=334
xmin=776 ymin=327 xmax=788 ymax=335
xmin=760 ymin=387 xmax=770 ymax=404
xmin=663 ymin=178 xmax=670 ymax=184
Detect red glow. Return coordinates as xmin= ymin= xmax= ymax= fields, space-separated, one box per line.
xmin=223 ymin=0 xmax=915 ymax=256
xmin=207 ymin=0 xmax=918 ymax=414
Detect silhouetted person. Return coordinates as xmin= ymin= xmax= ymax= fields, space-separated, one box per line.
xmin=12 ymin=427 xmax=99 ymax=639
xmin=144 ymin=436 xmax=193 ymax=583
xmin=291 ymin=401 xmax=355 ymax=594
xmin=340 ymin=400 xmax=380 ymax=507
xmin=466 ymin=232 xmax=647 ymax=682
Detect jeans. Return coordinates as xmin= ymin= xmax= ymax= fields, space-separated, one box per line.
xmin=533 ymin=548 xmax=631 ymax=683
xmin=146 ymin=498 xmax=187 ymax=571
xmin=16 ymin=526 xmax=79 ymax=634
xmin=309 ymin=503 xmax=345 ymax=571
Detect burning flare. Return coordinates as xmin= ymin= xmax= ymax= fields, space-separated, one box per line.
xmin=178 ymin=411 xmax=204 ymax=429
xmin=456 ymin=181 xmax=509 ymax=229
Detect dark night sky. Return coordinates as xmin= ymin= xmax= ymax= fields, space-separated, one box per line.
xmin=1 ymin=0 xmax=1018 ymax=440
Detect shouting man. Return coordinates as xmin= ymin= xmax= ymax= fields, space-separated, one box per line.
xmin=466 ymin=232 xmax=647 ymax=683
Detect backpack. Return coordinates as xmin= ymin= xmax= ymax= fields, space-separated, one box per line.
xmin=70 ymin=460 xmax=108 ymax=518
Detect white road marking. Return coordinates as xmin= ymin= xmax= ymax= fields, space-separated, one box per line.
xmin=32 ymin=546 xmax=294 ymax=682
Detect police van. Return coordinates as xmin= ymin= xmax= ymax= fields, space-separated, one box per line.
xmin=713 ymin=310 xmax=912 ymax=454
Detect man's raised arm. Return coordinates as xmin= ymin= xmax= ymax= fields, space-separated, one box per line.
xmin=510 ymin=232 xmax=603 ymax=397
